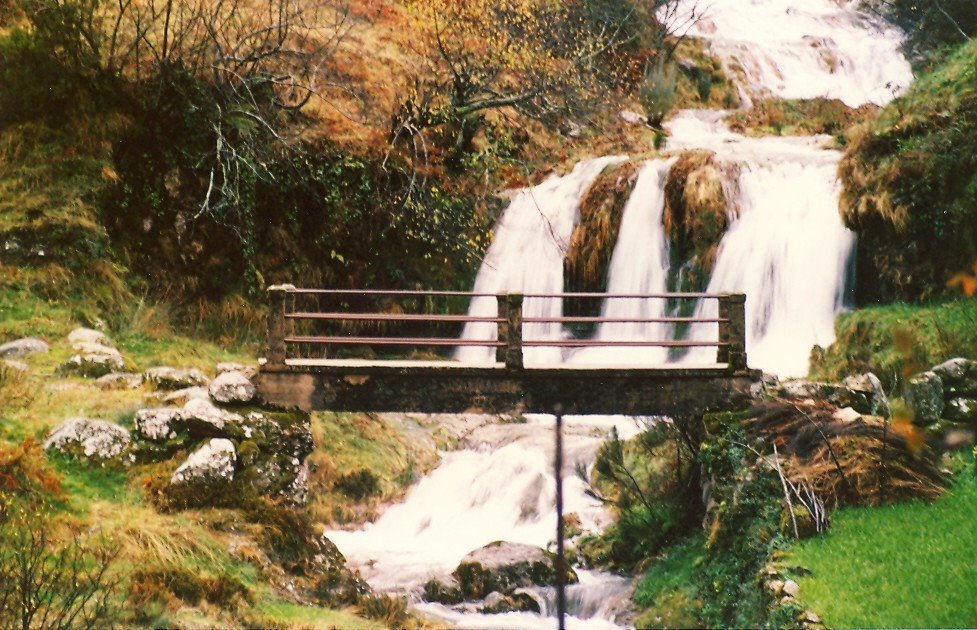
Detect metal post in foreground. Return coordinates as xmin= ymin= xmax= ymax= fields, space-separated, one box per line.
xmin=553 ymin=403 xmax=566 ymax=630
xmin=504 ymin=293 xmax=524 ymax=370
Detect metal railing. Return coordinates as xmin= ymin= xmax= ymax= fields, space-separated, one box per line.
xmin=265 ymin=285 xmax=748 ymax=370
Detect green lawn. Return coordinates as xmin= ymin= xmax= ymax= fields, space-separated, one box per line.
xmin=790 ymin=465 xmax=977 ymax=628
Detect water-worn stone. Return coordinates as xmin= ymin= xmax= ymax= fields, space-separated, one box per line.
xmin=145 ymin=366 xmax=209 ymax=390
xmin=906 ymin=371 xmax=944 ymax=426
xmin=480 ymin=590 xmax=541 ymax=614
xmin=181 ymin=397 xmax=241 ymax=436
xmin=423 ymin=575 xmax=464 ymax=605
xmin=62 ymin=343 xmax=125 ymax=377
xmin=68 ymin=327 xmax=112 ymax=348
xmin=170 ymin=438 xmax=236 ymax=486
xmin=454 ymin=541 xmax=578 ymax=599
xmin=134 ymin=408 xmax=183 ymax=441
xmin=842 ymin=372 xmax=890 ymax=417
xmin=44 ymin=417 xmax=132 ymax=464
xmin=209 ymin=370 xmax=256 ymax=404
xmin=96 ymin=372 xmax=143 ymax=390
xmin=0 ymin=337 xmax=49 ymax=358
xmin=932 ymin=358 xmax=977 ymax=396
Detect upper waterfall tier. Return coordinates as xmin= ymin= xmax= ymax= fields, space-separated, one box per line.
xmin=671 ymin=0 xmax=913 ymax=106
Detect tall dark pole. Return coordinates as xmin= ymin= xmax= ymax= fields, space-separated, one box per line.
xmin=554 ymin=404 xmax=566 ymax=630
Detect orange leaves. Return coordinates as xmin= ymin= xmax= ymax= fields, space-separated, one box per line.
xmin=947 ymin=260 xmax=977 ymax=297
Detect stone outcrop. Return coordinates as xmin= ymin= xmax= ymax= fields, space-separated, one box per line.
xmin=145 ymin=366 xmax=210 ymax=390
xmin=209 ymin=370 xmax=256 ymax=404
xmin=453 ymin=541 xmax=578 ymax=600
xmin=44 ymin=417 xmax=133 ymax=465
xmin=902 ymin=358 xmax=977 ymax=450
xmin=170 ymin=438 xmax=236 ymax=486
xmin=67 ymin=327 xmax=111 ymax=347
xmin=61 ymin=328 xmax=126 ymax=377
xmin=0 ymin=337 xmax=49 ymax=358
xmin=216 ymin=362 xmax=257 ymax=379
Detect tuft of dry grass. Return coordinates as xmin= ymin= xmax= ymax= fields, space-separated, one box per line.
xmin=743 ymin=400 xmax=946 ymax=508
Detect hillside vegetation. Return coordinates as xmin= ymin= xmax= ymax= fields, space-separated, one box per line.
xmin=839 ymin=38 xmax=977 ymax=305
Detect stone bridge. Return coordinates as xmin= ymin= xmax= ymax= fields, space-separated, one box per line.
xmin=256 ymin=287 xmax=760 ymax=416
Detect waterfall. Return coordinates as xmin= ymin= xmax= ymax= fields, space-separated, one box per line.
xmin=457 ymin=156 xmax=628 ymax=365
xmin=569 ymin=159 xmax=674 ymax=366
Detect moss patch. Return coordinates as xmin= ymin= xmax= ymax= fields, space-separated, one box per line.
xmin=727 ymin=97 xmax=878 ymax=141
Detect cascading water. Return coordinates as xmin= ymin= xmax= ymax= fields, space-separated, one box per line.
xmin=327 ymin=415 xmax=642 ymax=629
xmin=328 ymin=2 xmax=913 ymax=628
xmin=672 ymin=0 xmax=913 ymax=106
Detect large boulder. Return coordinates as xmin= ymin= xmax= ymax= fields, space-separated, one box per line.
xmin=67 ymin=327 xmax=112 ymax=347
xmin=134 ymin=408 xmax=184 ymax=442
xmin=453 ymin=541 xmax=578 ymax=600
xmin=842 ymin=372 xmax=890 ymax=418
xmin=44 ymin=417 xmax=132 ymax=465
xmin=62 ymin=342 xmax=125 ymax=377
xmin=170 ymin=438 xmax=236 ymax=486
xmin=932 ymin=358 xmax=977 ymax=397
xmin=230 ymin=411 xmax=315 ymax=502
xmin=180 ymin=397 xmax=242 ymax=436
xmin=0 ymin=337 xmax=49 ymax=358
xmin=144 ymin=366 xmax=210 ymax=390
xmin=906 ymin=371 xmax=944 ymax=426
xmin=209 ymin=370 xmax=256 ymax=404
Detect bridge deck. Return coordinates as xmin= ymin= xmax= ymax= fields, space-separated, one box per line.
xmin=259 ymin=359 xmax=757 ymax=416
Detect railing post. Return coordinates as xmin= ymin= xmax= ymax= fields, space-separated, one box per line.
xmin=717 ymin=293 xmax=747 ymax=370
xmin=496 ymin=294 xmax=508 ymax=365
xmin=504 ymin=293 xmax=523 ymax=370
xmin=266 ymin=284 xmax=295 ymax=366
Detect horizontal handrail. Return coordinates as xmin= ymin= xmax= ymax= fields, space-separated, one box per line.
xmin=523 ymin=340 xmax=727 ymax=348
xmin=285 ymin=336 xmax=504 ymax=348
xmin=287 ymin=312 xmax=504 ymax=323
xmin=265 ymin=286 xmax=748 ymax=371
xmin=285 ymin=288 xmax=727 ymax=299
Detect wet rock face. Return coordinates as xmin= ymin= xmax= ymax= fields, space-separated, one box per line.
xmin=453 ymin=541 xmax=578 ymax=600
xmin=0 ymin=337 xmax=49 ymax=358
xmin=44 ymin=417 xmax=133 ymax=465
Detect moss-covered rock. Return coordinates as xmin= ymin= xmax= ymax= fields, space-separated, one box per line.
xmin=453 ymin=541 xmax=578 ymax=600
xmin=664 ymin=150 xmax=737 ymax=293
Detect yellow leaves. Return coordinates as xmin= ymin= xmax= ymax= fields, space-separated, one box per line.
xmin=947 ymin=260 xmax=977 ymax=297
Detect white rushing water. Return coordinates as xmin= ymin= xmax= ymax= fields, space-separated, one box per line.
xmin=671 ymin=0 xmax=913 ymax=106
xmin=457 ymin=157 xmax=628 ymax=365
xmin=327 ymin=415 xmax=642 ymax=628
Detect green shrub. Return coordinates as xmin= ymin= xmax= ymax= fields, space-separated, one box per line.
xmin=639 ymin=61 xmax=678 ymax=128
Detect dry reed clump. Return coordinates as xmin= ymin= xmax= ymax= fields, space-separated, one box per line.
xmin=742 ymin=401 xmax=945 ymax=508
xmin=663 ymin=150 xmax=738 ymax=289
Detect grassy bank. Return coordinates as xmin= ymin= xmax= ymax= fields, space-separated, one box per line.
xmin=811 ymin=299 xmax=977 ymax=391
xmin=788 ymin=457 xmax=977 ymax=628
